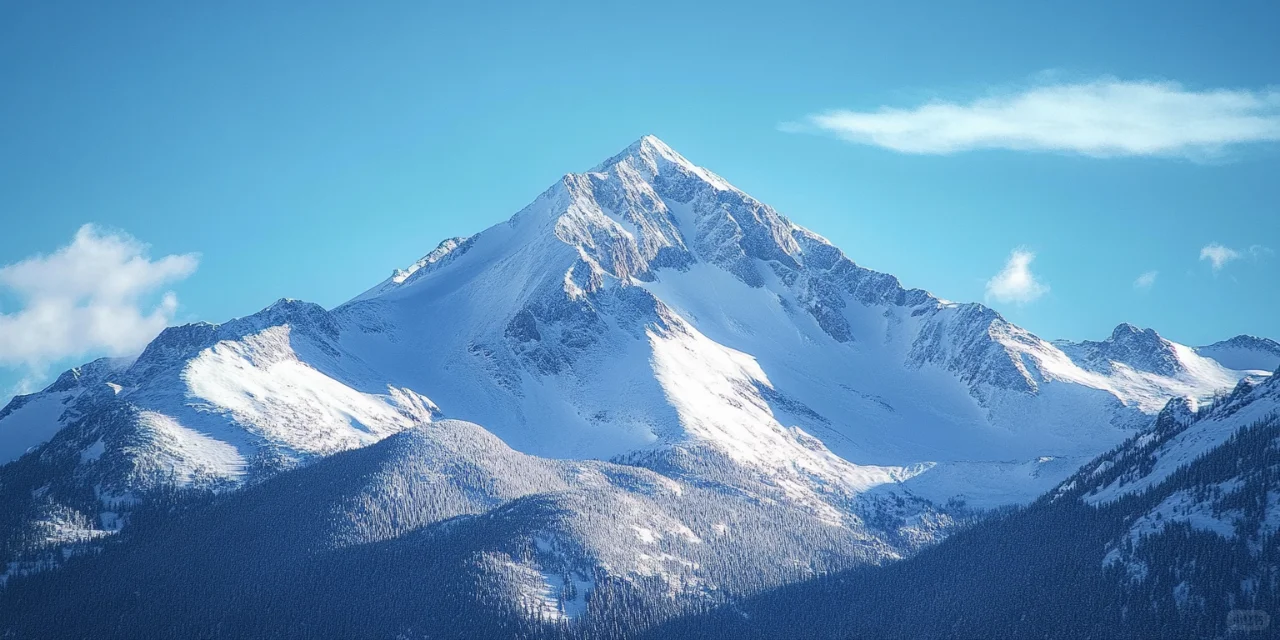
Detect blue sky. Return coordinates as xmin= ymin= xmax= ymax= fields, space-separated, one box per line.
xmin=1 ymin=0 xmax=1278 ymax=397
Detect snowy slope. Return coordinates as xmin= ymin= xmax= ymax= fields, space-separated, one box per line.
xmin=655 ymin=370 xmax=1280 ymax=640
xmin=1038 ymin=367 xmax=1280 ymax=608
xmin=0 ymin=299 xmax=443 ymax=573
xmin=311 ymin=419 xmax=949 ymax=608
xmin=0 ymin=418 xmax=956 ymax=634
xmin=1075 ymin=372 xmax=1280 ymax=507
xmin=0 ymin=357 xmax=129 ymax=463
xmin=4 ymin=299 xmax=441 ymax=478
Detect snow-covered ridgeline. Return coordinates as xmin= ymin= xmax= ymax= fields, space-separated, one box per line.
xmin=0 ymin=136 xmax=1273 ymax=600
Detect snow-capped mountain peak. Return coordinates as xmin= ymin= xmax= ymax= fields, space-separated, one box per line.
xmin=12 ymin=137 xmax=1268 ymax=503
xmin=1195 ymin=334 xmax=1280 ymax=373
xmin=590 ymin=135 xmax=724 ymax=185
xmin=0 ymin=137 xmax=1272 ymax=604
xmin=1058 ymin=322 xmax=1185 ymax=377
xmin=323 ymin=138 xmax=1269 ymax=508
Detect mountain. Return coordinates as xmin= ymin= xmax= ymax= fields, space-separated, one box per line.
xmin=1194 ymin=334 xmax=1280 ymax=373
xmin=320 ymin=136 xmax=1262 ymax=508
xmin=0 ymin=299 xmax=444 ymax=574
xmin=0 ymin=136 xmax=1271 ymax=634
xmin=653 ymin=366 xmax=1280 ymax=640
xmin=0 ymin=356 xmax=129 ymax=464
xmin=1058 ymin=323 xmax=1213 ymax=379
xmin=0 ymin=417 xmax=950 ymax=637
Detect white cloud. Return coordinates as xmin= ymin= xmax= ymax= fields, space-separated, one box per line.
xmin=788 ymin=78 xmax=1280 ymax=158
xmin=0 ymin=225 xmax=198 ymax=368
xmin=1199 ymin=243 xmax=1272 ymax=273
xmin=1134 ymin=270 xmax=1159 ymax=290
xmin=985 ymin=248 xmax=1049 ymax=305
xmin=1199 ymin=243 xmax=1240 ymax=271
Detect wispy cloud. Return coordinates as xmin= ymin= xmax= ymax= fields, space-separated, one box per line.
xmin=1199 ymin=243 xmax=1240 ymax=271
xmin=985 ymin=248 xmax=1049 ymax=305
xmin=1134 ymin=270 xmax=1159 ymax=290
xmin=1199 ymin=243 xmax=1271 ymax=273
xmin=0 ymin=225 xmax=199 ymax=370
xmin=786 ymin=78 xmax=1280 ymax=158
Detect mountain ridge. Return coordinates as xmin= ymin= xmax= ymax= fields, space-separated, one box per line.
xmin=0 ymin=136 xmax=1272 ymax=629
xmin=2 ymin=135 xmax=1268 ymax=505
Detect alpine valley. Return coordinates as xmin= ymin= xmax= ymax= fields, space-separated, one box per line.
xmin=1 ymin=137 xmax=1276 ymax=639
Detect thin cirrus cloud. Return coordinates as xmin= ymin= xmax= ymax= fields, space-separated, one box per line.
xmin=785 ymin=78 xmax=1280 ymax=158
xmin=985 ymin=248 xmax=1049 ymax=305
xmin=0 ymin=224 xmax=199 ymax=370
xmin=1134 ymin=271 xmax=1159 ymax=290
xmin=1199 ymin=242 xmax=1272 ymax=272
